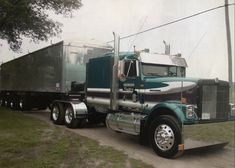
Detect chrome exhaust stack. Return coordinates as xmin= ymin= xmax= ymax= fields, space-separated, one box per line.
xmin=110 ymin=32 xmax=120 ymax=111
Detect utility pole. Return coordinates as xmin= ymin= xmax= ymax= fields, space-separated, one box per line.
xmin=224 ymin=0 xmax=233 ymax=102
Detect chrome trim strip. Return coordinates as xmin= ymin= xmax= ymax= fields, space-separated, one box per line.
xmin=138 ymin=82 xmax=196 ymax=94
xmin=87 ymin=97 xmax=110 ymax=106
xmin=87 ymin=81 xmax=196 ymax=95
xmin=87 ymin=88 xmax=110 ymax=93
xmin=87 ymin=96 xmax=157 ymax=110
xmin=119 ymin=100 xmax=142 ymax=109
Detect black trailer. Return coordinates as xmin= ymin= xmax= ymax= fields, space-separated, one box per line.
xmin=0 ymin=40 xmax=112 ymax=110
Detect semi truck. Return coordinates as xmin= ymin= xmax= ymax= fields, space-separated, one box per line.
xmin=0 ymin=35 xmax=233 ymax=158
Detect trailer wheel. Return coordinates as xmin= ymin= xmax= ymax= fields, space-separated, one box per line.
xmin=0 ymin=97 xmax=3 ymax=107
xmin=4 ymin=97 xmax=9 ymax=107
xmin=51 ymin=103 xmax=64 ymax=125
xmin=2 ymin=99 xmax=7 ymax=107
xmin=64 ymin=105 xmax=84 ymax=128
xmin=10 ymin=101 xmax=14 ymax=109
xmin=149 ymin=115 xmax=181 ymax=158
xmin=12 ymin=99 xmax=17 ymax=110
xmin=19 ymin=98 xmax=31 ymax=111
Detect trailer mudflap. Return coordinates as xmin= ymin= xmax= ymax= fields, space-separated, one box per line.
xmin=182 ymin=121 xmax=233 ymax=150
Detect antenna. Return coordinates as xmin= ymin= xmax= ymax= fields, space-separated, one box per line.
xmin=163 ymin=40 xmax=170 ymax=55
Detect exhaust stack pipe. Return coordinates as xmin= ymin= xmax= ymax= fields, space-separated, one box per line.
xmin=110 ymin=32 xmax=120 ymax=111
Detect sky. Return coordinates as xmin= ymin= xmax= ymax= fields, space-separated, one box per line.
xmin=0 ymin=0 xmax=234 ymax=81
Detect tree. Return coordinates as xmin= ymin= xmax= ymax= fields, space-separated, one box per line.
xmin=0 ymin=0 xmax=82 ymax=51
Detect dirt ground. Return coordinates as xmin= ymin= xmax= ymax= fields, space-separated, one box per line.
xmin=25 ymin=110 xmax=235 ymax=168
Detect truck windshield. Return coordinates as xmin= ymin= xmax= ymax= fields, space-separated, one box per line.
xmin=142 ymin=63 xmax=185 ymax=77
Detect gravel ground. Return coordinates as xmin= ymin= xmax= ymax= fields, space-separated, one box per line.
xmin=25 ymin=110 xmax=235 ymax=168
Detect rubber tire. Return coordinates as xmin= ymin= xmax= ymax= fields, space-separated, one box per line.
xmin=19 ymin=98 xmax=31 ymax=111
xmin=64 ymin=105 xmax=85 ymax=129
xmin=2 ymin=99 xmax=6 ymax=107
xmin=6 ymin=99 xmax=11 ymax=108
xmin=12 ymin=97 xmax=20 ymax=110
xmin=51 ymin=103 xmax=65 ymax=125
xmin=12 ymin=99 xmax=19 ymax=110
xmin=149 ymin=115 xmax=181 ymax=158
xmin=6 ymin=96 xmax=13 ymax=109
xmin=0 ymin=97 xmax=4 ymax=107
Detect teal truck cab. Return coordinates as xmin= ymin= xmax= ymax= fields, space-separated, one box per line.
xmin=51 ymin=39 xmax=232 ymax=158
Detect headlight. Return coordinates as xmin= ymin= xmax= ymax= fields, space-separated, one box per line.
xmin=186 ymin=105 xmax=196 ymax=119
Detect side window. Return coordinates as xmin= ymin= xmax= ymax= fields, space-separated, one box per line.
xmin=179 ymin=67 xmax=186 ymax=77
xmin=124 ymin=60 xmax=137 ymax=77
xmin=169 ymin=67 xmax=177 ymax=77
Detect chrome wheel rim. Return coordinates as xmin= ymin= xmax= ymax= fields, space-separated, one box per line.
xmin=52 ymin=106 xmax=59 ymax=121
xmin=154 ymin=124 xmax=175 ymax=151
xmin=10 ymin=102 xmax=13 ymax=108
xmin=19 ymin=100 xmax=23 ymax=109
xmin=65 ymin=107 xmax=73 ymax=124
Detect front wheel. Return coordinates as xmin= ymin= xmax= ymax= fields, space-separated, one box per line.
xmin=64 ymin=105 xmax=85 ymax=128
xmin=149 ymin=115 xmax=182 ymax=158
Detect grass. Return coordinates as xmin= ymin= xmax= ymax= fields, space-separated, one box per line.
xmin=0 ymin=107 xmax=153 ymax=168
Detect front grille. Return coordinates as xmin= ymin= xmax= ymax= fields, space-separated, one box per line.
xmin=216 ymin=85 xmax=229 ymax=118
xmin=198 ymin=80 xmax=229 ymax=120
xmin=201 ymin=85 xmax=217 ymax=119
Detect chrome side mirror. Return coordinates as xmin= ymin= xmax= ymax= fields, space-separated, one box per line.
xmin=118 ymin=60 xmax=126 ymax=82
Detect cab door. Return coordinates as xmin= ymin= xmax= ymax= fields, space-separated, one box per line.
xmin=119 ymin=59 xmax=143 ymax=111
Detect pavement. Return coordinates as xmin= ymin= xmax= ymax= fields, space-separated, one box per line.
xmin=24 ymin=110 xmax=235 ymax=168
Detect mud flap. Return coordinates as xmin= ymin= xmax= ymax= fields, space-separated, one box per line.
xmin=139 ymin=118 xmax=149 ymax=146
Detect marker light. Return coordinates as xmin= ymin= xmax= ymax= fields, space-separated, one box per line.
xmin=186 ymin=105 xmax=195 ymax=119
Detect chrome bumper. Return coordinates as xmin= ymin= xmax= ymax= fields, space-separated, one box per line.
xmin=182 ymin=121 xmax=234 ymax=150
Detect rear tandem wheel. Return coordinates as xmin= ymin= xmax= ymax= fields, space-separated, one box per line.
xmin=51 ymin=103 xmax=65 ymax=125
xmin=64 ymin=104 xmax=85 ymax=128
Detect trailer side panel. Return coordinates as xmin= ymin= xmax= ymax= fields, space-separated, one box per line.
xmin=0 ymin=42 xmax=64 ymax=93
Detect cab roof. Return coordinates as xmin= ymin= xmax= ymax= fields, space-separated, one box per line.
xmin=117 ymin=52 xmax=187 ymax=67
xmin=139 ymin=53 xmax=188 ymax=67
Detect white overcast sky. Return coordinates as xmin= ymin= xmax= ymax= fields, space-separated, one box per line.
xmin=0 ymin=0 xmax=234 ymax=81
